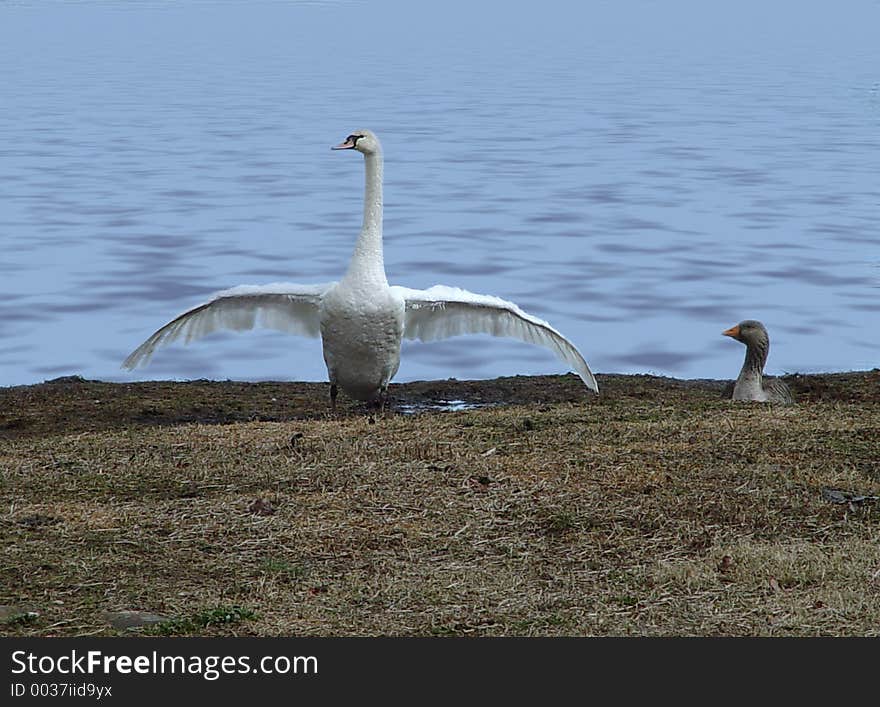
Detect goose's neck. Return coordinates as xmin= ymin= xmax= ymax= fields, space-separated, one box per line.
xmin=345 ymin=151 xmax=386 ymax=284
xmin=738 ymin=337 xmax=768 ymax=386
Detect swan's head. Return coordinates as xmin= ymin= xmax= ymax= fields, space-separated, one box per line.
xmin=723 ymin=319 xmax=768 ymax=346
xmin=332 ymin=129 xmax=381 ymax=156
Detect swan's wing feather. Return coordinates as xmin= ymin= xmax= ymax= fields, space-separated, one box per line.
xmin=123 ymin=282 xmax=336 ymax=369
xmin=391 ymin=284 xmax=598 ymax=392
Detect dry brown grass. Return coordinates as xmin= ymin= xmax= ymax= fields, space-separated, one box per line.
xmin=1 ymin=371 xmax=879 ymax=636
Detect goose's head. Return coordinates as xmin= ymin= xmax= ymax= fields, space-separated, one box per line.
xmin=723 ymin=319 xmax=768 ymax=346
xmin=332 ymin=129 xmax=381 ymax=156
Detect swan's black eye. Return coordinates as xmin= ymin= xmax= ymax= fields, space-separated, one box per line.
xmin=348 ymin=134 xmax=364 ymax=145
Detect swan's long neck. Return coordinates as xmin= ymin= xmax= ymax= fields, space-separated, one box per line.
xmin=345 ymin=151 xmax=386 ymax=284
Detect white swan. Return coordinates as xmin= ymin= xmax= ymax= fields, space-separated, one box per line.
xmin=123 ymin=130 xmax=598 ymax=407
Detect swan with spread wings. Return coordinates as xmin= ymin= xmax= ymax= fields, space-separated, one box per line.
xmin=123 ymin=130 xmax=597 ymax=408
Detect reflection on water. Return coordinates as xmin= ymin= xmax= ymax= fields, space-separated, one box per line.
xmin=0 ymin=1 xmax=877 ymax=389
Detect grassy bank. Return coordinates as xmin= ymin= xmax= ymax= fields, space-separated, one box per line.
xmin=1 ymin=371 xmax=879 ymax=636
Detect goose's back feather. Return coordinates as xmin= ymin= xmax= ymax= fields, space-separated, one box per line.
xmin=763 ymin=376 xmax=794 ymax=405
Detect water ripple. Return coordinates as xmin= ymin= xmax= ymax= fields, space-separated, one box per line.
xmin=0 ymin=1 xmax=876 ymax=386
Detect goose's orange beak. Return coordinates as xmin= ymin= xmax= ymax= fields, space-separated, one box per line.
xmin=723 ymin=325 xmax=741 ymax=338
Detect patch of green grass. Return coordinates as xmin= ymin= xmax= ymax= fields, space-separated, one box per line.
xmin=544 ymin=511 xmax=577 ymax=535
xmin=145 ymin=606 xmax=257 ymax=636
xmin=510 ymin=614 xmax=569 ymax=633
xmin=0 ymin=611 xmax=39 ymax=627
xmin=261 ymin=558 xmax=309 ymax=580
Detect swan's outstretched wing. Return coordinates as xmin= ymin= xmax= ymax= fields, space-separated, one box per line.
xmin=122 ymin=282 xmax=336 ymax=369
xmin=390 ymin=284 xmax=598 ymax=392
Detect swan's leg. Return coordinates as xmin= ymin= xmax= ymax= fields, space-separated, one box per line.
xmin=365 ymin=389 xmax=385 ymax=426
xmin=329 ymin=383 xmax=338 ymax=413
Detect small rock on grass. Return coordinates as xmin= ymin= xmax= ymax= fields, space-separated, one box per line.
xmin=101 ymin=610 xmax=168 ymax=630
xmin=822 ymin=487 xmax=880 ymax=505
xmin=248 ymin=497 xmax=276 ymax=516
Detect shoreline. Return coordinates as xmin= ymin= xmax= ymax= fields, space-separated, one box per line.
xmin=1 ymin=370 xmax=877 ymax=441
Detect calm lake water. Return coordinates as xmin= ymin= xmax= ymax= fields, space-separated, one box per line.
xmin=1 ymin=0 xmax=878 ymax=389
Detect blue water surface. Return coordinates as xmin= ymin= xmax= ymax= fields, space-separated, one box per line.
xmin=0 ymin=0 xmax=877 ymax=388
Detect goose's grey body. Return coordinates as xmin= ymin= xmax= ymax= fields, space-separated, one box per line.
xmin=723 ymin=320 xmax=793 ymax=405
xmin=123 ymin=130 xmax=597 ymax=404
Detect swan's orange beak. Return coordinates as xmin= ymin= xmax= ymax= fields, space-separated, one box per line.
xmin=332 ymin=137 xmax=357 ymax=150
xmin=723 ymin=325 xmax=741 ymax=338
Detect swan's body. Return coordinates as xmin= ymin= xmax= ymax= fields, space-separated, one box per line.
xmin=722 ymin=320 xmax=793 ymax=404
xmin=123 ymin=130 xmax=597 ymax=404
xmin=320 ymin=279 xmax=405 ymax=401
